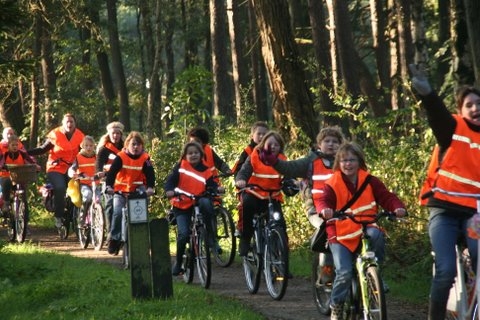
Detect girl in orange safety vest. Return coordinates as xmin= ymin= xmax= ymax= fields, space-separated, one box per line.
xmin=104 ymin=131 xmax=155 ymax=256
xmin=315 ymin=142 xmax=406 ymax=319
xmin=165 ymin=141 xmax=223 ymax=276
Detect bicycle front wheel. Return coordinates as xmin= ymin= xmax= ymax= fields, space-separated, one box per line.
xmin=90 ymin=202 xmax=105 ymax=251
xmin=77 ymin=207 xmax=90 ymax=249
xmin=5 ymin=209 xmax=15 ymax=242
xmin=183 ymin=238 xmax=195 ymax=284
xmin=14 ymin=195 xmax=28 ymax=243
xmin=312 ymin=253 xmax=333 ymax=315
xmin=243 ymin=233 xmax=261 ymax=294
xmin=196 ymin=226 xmax=211 ymax=289
xmin=364 ymin=266 xmax=387 ymax=320
xmin=213 ymin=206 xmax=236 ymax=267
xmin=264 ymin=226 xmax=289 ymax=300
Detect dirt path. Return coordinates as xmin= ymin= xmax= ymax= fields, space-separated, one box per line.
xmin=27 ymin=226 xmax=427 ymax=320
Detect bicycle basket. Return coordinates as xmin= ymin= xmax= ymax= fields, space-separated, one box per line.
xmin=6 ymin=164 xmax=38 ymax=185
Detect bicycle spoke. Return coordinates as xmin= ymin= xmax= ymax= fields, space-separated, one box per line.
xmin=264 ymin=227 xmax=288 ymax=300
xmin=213 ymin=207 xmax=236 ymax=267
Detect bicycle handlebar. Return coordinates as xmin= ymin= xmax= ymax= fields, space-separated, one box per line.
xmin=330 ymin=211 xmax=399 ymax=226
xmin=236 ymin=183 xmax=283 ymax=195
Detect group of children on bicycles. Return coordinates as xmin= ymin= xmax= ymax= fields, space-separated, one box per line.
xmin=165 ymin=65 xmax=480 ymax=320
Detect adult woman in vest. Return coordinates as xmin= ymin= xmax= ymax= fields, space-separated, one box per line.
xmin=165 ymin=141 xmax=221 ymax=275
xmin=28 ymin=113 xmax=85 ymax=229
xmin=316 ymin=142 xmax=406 ymax=320
xmin=410 ymin=65 xmax=480 ymax=319
xmin=95 ymin=121 xmax=125 ymax=236
xmin=104 ymin=131 xmax=155 ymax=255
xmin=235 ymin=131 xmax=294 ymax=256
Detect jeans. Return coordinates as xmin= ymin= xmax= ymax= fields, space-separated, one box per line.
xmin=47 ymin=171 xmax=69 ymax=219
xmin=109 ymin=194 xmax=127 ymax=241
xmin=329 ymin=226 xmax=385 ymax=305
xmin=429 ymin=209 xmax=478 ymax=307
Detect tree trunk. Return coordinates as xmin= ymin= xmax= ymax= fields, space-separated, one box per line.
xmin=437 ymin=0 xmax=450 ymax=86
xmin=247 ymin=0 xmax=268 ymax=121
xmin=210 ymin=0 xmax=234 ymax=121
xmin=307 ymin=0 xmax=342 ymax=127
xmin=463 ymin=0 xmax=480 ymax=86
xmin=395 ymin=0 xmax=413 ymax=108
xmin=40 ymin=5 xmax=56 ymax=128
xmin=451 ymin=0 xmax=475 ymax=85
xmin=369 ymin=0 xmax=391 ymax=93
xmin=251 ymin=0 xmax=318 ymax=141
xmin=106 ymin=0 xmax=130 ymax=130
xmin=325 ymin=0 xmax=339 ymax=95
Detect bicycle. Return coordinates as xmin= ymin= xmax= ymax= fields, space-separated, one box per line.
xmin=171 ymin=189 xmax=214 ymax=289
xmin=328 ymin=210 xmax=398 ymax=320
xmin=117 ymin=189 xmax=149 ymax=269
xmin=76 ymin=176 xmax=105 ymax=250
xmin=238 ymin=184 xmax=289 ymax=300
xmin=312 ymin=244 xmax=335 ymax=315
xmin=3 ymin=164 xmax=38 ymax=243
xmin=424 ymin=187 xmax=480 ymax=320
xmin=58 ymin=193 xmax=80 ymax=240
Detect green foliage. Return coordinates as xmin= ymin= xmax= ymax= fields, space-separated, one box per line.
xmin=164 ymin=66 xmax=214 ymax=135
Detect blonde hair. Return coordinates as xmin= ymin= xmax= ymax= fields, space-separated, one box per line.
xmin=81 ymin=135 xmax=96 ymax=148
xmin=124 ymin=131 xmax=145 ymax=147
xmin=316 ymin=126 xmax=345 ymax=145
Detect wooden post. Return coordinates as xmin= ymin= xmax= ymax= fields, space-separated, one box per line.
xmin=127 ymin=196 xmax=152 ymax=298
xmin=150 ymin=218 xmax=173 ymax=299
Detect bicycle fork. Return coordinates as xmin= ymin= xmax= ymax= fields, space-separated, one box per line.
xmin=357 ymin=240 xmax=378 ymax=319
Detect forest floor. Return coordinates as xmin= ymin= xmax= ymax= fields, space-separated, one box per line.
xmin=28 ymin=226 xmax=428 ymax=320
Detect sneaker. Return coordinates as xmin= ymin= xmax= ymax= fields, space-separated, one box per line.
xmin=234 ymin=228 xmax=242 ymax=238
xmin=108 ymin=239 xmax=120 ymax=255
xmin=172 ymin=263 xmax=184 ymax=276
xmin=55 ymin=217 xmax=63 ymax=229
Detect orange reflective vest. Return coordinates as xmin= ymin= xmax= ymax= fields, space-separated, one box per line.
xmin=46 ymin=127 xmax=85 ymax=174
xmin=432 ymin=115 xmax=480 ymax=209
xmin=102 ymin=141 xmax=121 ymax=172
xmin=326 ymin=169 xmax=377 ymax=252
xmin=232 ymin=145 xmax=254 ymax=173
xmin=170 ymin=160 xmax=212 ymax=210
xmin=0 ymin=153 xmax=25 ymax=178
xmin=419 ymin=145 xmax=439 ymax=206
xmin=311 ymin=158 xmax=333 ymax=202
xmin=75 ymin=153 xmax=96 ymax=186
xmin=113 ymin=151 xmax=149 ymax=193
xmin=246 ymin=149 xmax=287 ymax=201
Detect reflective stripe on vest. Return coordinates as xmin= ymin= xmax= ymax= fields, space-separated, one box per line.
xmin=46 ymin=127 xmax=84 ymax=174
xmin=311 ymin=158 xmax=333 ymax=198
xmin=76 ymin=154 xmax=96 ymax=186
xmin=246 ymin=149 xmax=286 ymax=200
xmin=433 ymin=115 xmax=480 ymax=209
xmin=114 ymin=151 xmax=149 ymax=193
xmin=170 ymin=160 xmax=211 ymax=210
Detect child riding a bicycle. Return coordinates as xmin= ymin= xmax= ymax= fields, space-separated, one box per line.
xmin=316 ymin=142 xmax=406 ymax=320
xmin=235 ymin=131 xmax=296 ymax=257
xmin=165 ymin=141 xmax=223 ymax=276
xmin=0 ymin=135 xmax=40 ymax=215
xmin=67 ymin=136 xmax=97 ymax=227
xmin=410 ymin=64 xmax=480 ymax=320
xmin=104 ymin=131 xmax=155 ymax=255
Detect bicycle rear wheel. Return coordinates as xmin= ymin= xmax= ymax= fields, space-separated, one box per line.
xmin=183 ymin=238 xmax=195 ymax=284
xmin=5 ymin=209 xmax=15 ymax=242
xmin=196 ymin=226 xmax=212 ymax=289
xmin=312 ymin=253 xmax=333 ymax=315
xmin=90 ymin=202 xmax=105 ymax=251
xmin=364 ymin=265 xmax=387 ymax=320
xmin=344 ymin=277 xmax=360 ymax=320
xmin=264 ymin=226 xmax=289 ymax=300
xmin=243 ymin=233 xmax=261 ymax=294
xmin=213 ymin=206 xmax=236 ymax=267
xmin=14 ymin=195 xmax=27 ymax=243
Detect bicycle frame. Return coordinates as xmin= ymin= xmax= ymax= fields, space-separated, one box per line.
xmin=427 ymin=187 xmax=480 ymax=320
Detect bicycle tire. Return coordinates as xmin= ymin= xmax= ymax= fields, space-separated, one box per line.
xmin=312 ymin=253 xmax=333 ymax=315
xmin=183 ymin=238 xmax=195 ymax=284
xmin=213 ymin=206 xmax=236 ymax=267
xmin=14 ymin=194 xmax=27 ymax=243
xmin=264 ymin=225 xmax=289 ymax=300
xmin=364 ymin=266 xmax=387 ymax=320
xmin=91 ymin=202 xmax=105 ymax=251
xmin=243 ymin=231 xmax=261 ymax=294
xmin=196 ymin=225 xmax=212 ymax=289
xmin=77 ymin=207 xmax=90 ymax=249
